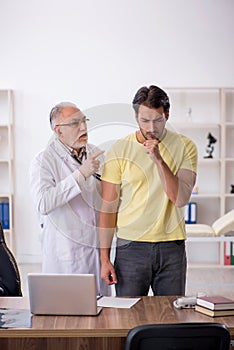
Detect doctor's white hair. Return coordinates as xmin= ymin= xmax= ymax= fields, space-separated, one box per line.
xmin=49 ymin=101 xmax=78 ymax=130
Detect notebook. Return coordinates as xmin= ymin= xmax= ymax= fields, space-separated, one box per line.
xmin=27 ymin=273 xmax=102 ymax=316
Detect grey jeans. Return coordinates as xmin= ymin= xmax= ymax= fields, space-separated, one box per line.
xmin=114 ymin=238 xmax=187 ymax=296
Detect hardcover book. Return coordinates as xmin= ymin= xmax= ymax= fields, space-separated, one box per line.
xmin=196 ymin=295 xmax=234 ymax=310
xmin=224 ymin=242 xmax=231 ymax=265
xmin=195 ymin=304 xmax=234 ymax=317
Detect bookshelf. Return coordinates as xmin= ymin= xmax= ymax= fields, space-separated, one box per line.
xmin=0 ymin=90 xmax=14 ymax=249
xmin=165 ymin=87 xmax=234 ymax=267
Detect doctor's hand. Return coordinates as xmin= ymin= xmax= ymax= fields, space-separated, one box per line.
xmin=101 ymin=261 xmax=117 ymax=285
xmin=79 ymin=150 xmax=104 ymax=179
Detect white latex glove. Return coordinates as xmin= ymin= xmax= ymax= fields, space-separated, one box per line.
xmin=79 ymin=150 xmax=104 ymax=179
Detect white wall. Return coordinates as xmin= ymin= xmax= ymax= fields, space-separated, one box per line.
xmin=0 ymin=0 xmax=234 ymax=262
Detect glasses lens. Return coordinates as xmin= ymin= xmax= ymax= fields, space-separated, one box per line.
xmin=70 ymin=118 xmax=89 ymax=128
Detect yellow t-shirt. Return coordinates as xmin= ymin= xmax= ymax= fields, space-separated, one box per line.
xmin=101 ymin=130 xmax=197 ymax=242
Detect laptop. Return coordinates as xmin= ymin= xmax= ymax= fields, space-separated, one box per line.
xmin=27 ymin=273 xmax=102 ymax=316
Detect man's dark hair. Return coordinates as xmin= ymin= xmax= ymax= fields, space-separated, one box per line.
xmin=132 ymin=85 xmax=170 ymax=115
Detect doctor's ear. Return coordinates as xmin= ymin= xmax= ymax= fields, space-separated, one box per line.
xmin=54 ymin=125 xmax=62 ymax=135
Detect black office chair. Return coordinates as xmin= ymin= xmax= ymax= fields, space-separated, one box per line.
xmin=124 ymin=323 xmax=231 ymax=350
xmin=0 ymin=222 xmax=22 ymax=296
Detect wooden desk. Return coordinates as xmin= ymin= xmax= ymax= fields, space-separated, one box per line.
xmin=0 ymin=296 xmax=234 ymax=350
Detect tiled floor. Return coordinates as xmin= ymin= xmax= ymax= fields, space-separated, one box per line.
xmin=18 ymin=263 xmax=234 ymax=297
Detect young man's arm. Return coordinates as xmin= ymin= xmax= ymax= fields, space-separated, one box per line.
xmin=155 ymin=162 xmax=196 ymax=207
xmin=144 ymin=139 xmax=197 ymax=207
xmin=99 ymin=181 xmax=120 ymax=285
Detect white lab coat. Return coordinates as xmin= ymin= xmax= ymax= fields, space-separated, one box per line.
xmin=30 ymin=136 xmax=110 ymax=296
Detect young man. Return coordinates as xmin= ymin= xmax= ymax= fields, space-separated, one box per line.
xmin=30 ymin=102 xmax=109 ymax=296
xmin=99 ymin=86 xmax=198 ymax=296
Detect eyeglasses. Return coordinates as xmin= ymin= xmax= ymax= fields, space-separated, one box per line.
xmin=55 ymin=117 xmax=90 ymax=128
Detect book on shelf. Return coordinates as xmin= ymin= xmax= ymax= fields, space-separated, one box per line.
xmin=231 ymin=241 xmax=234 ymax=265
xmin=0 ymin=202 xmax=10 ymax=229
xmin=195 ymin=304 xmax=234 ymax=317
xmin=224 ymin=241 xmax=234 ymax=266
xmin=224 ymin=241 xmax=231 ymax=265
xmin=196 ymin=295 xmax=234 ymax=310
xmin=184 ymin=202 xmax=197 ymax=224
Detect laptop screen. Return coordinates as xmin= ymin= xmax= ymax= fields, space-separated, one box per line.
xmin=28 ymin=273 xmax=102 ymax=316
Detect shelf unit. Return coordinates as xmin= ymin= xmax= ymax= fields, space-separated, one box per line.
xmin=166 ymin=87 xmax=234 ymax=267
xmin=0 ymin=90 xmax=14 ymax=249
xmin=186 ymin=236 xmax=234 ymax=268
xmin=222 ymin=88 xmax=234 ymax=216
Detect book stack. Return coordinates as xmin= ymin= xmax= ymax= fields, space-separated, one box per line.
xmin=195 ymin=295 xmax=234 ymax=317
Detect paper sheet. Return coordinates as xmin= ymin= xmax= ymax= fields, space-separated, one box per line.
xmin=97 ymin=297 xmax=141 ymax=308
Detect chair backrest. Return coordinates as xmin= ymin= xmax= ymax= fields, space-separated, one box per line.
xmin=124 ymin=323 xmax=230 ymax=350
xmin=0 ymin=222 xmax=22 ymax=296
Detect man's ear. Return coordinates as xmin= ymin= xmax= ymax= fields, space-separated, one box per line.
xmin=165 ymin=111 xmax=170 ymax=121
